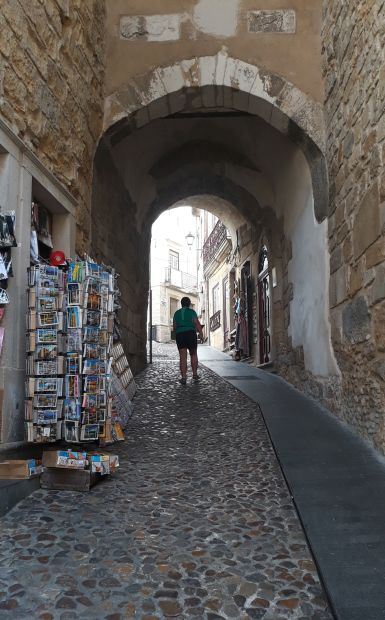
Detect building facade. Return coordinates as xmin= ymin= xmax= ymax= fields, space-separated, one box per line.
xmin=150 ymin=208 xmax=198 ymax=343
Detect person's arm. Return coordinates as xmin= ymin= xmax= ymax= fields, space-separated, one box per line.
xmin=193 ymin=317 xmax=204 ymax=341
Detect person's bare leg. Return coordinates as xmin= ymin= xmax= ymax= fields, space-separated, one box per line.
xmin=191 ymin=350 xmax=199 ymax=377
xmin=179 ymin=348 xmax=187 ymax=380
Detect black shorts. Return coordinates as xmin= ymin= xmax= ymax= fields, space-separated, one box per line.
xmin=176 ymin=330 xmax=197 ymax=353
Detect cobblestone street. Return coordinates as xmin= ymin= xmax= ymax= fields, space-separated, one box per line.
xmin=0 ymin=345 xmax=331 ymax=620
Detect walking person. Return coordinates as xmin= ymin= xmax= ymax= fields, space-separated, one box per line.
xmin=173 ymin=297 xmax=204 ymax=385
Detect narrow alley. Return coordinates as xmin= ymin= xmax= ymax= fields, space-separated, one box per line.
xmin=0 ymin=344 xmax=331 ymax=620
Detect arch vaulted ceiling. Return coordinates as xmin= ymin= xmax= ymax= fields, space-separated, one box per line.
xmin=91 ymin=53 xmax=336 ymax=378
xmin=102 ymin=53 xmax=328 ymax=222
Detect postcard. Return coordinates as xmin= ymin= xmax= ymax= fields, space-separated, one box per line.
xmin=85 ymin=309 xmax=101 ymax=327
xmin=80 ymin=423 xmax=99 ymax=441
xmin=82 ymin=393 xmax=98 ymax=408
xmin=83 ymin=326 xmax=99 ymax=343
xmin=85 ymin=277 xmax=101 ymax=295
xmin=68 ymin=261 xmax=84 ymax=283
xmin=64 ymin=421 xmax=80 ymax=442
xmin=35 ymin=360 xmax=58 ymax=376
xmin=66 ymin=353 xmax=82 ymax=375
xmin=83 ymin=358 xmax=106 ymax=375
xmin=36 ymin=329 xmax=57 ymax=344
xmin=35 ymin=377 xmax=60 ymax=393
xmin=37 ymin=297 xmax=58 ymax=312
xmin=38 ymin=311 xmax=59 ymax=328
xmin=34 ymin=393 xmax=57 ymax=408
xmin=36 ymin=344 xmax=57 ymax=361
xmin=35 ymin=409 xmax=58 ymax=424
xmin=65 ymin=374 xmax=81 ymax=398
xmin=67 ymin=306 xmax=82 ymax=329
xmin=83 ymin=343 xmax=100 ymax=359
xmin=63 ymin=398 xmax=81 ymax=421
xmin=67 ymin=328 xmax=82 ymax=352
xmin=67 ymin=282 xmax=82 ymax=306
xmin=85 ymin=262 xmax=100 ymax=278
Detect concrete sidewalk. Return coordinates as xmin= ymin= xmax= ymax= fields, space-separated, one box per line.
xmin=200 ymin=346 xmax=385 ymax=620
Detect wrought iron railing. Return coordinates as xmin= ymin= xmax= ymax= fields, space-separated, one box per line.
xmin=210 ymin=310 xmax=221 ymax=332
xmin=164 ymin=267 xmax=197 ymax=292
xmin=203 ymin=221 xmax=228 ymax=268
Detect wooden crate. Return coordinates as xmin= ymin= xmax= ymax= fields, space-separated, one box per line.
xmin=41 ymin=468 xmax=99 ymax=491
xmin=0 ymin=460 xmax=42 ymax=479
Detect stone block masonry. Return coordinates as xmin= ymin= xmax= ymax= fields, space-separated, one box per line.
xmin=321 ymin=0 xmax=385 ymax=452
xmin=0 ymin=0 xmax=106 ymax=252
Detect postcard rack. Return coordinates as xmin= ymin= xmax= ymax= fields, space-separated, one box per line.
xmin=25 ymin=264 xmax=65 ymax=442
xmin=25 ymin=260 xmax=117 ymax=444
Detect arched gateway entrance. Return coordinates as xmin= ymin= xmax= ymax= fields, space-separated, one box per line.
xmin=91 ymin=54 xmax=338 ymax=381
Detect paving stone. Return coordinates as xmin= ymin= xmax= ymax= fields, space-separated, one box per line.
xmin=0 ymin=344 xmax=331 ymax=619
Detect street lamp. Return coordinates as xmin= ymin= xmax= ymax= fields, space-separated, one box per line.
xmin=185 ymin=232 xmax=194 ymax=248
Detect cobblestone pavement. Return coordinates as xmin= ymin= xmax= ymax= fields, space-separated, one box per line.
xmin=0 ymin=344 xmax=331 ymax=620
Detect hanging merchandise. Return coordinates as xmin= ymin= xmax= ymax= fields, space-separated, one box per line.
xmin=0 ymin=212 xmax=16 ymax=306
xmin=0 ymin=211 xmax=17 ymax=249
xmin=31 ymin=202 xmax=53 ymax=263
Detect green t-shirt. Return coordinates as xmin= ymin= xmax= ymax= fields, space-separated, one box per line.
xmin=173 ymin=307 xmax=198 ymax=334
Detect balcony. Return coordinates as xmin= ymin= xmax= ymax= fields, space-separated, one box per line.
xmin=203 ymin=221 xmax=229 ymax=269
xmin=164 ymin=267 xmax=197 ymax=292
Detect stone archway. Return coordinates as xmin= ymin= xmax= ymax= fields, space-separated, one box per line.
xmin=102 ymin=52 xmax=328 ymax=222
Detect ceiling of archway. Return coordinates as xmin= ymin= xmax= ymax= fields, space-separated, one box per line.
xmin=104 ymin=111 xmax=312 ymax=235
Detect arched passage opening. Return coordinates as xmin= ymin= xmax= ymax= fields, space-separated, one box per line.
xmin=91 ymin=55 xmax=339 ymax=382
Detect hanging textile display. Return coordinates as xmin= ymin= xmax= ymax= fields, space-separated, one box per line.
xmin=25 ymin=259 xmax=117 ymax=444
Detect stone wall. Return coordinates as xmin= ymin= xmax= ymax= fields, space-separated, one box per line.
xmin=91 ymin=139 xmax=149 ymax=374
xmin=320 ymin=1 xmax=385 ymax=450
xmin=0 ymin=0 xmax=106 ymax=250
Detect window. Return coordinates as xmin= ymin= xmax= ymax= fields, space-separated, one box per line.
xmin=212 ymin=283 xmax=220 ymax=314
xmin=169 ymin=250 xmax=179 ymax=270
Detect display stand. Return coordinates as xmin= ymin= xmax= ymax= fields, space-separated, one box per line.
xmin=25 ymin=265 xmax=65 ymax=443
xmin=25 ymin=259 xmax=117 ymax=444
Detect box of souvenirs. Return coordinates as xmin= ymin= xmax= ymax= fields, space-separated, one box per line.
xmin=0 ymin=459 xmax=43 ymax=479
xmin=88 ymin=453 xmax=119 ymax=475
xmin=42 ymin=450 xmax=87 ymax=469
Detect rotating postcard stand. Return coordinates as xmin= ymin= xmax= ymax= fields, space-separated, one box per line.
xmin=25 ymin=260 xmax=116 ymax=445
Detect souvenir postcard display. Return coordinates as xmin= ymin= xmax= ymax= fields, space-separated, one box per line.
xmin=25 ymin=264 xmax=65 ymax=442
xmin=109 ymin=342 xmax=136 ymax=441
xmin=25 ymin=260 xmax=116 ymax=443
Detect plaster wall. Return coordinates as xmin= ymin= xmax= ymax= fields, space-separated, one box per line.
xmin=278 ymin=150 xmax=339 ymax=377
xmin=105 ymin=0 xmax=323 ymax=102
xmin=207 ymin=260 xmax=231 ymax=351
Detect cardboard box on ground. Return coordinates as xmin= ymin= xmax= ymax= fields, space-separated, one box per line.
xmin=0 ymin=459 xmax=42 ymax=479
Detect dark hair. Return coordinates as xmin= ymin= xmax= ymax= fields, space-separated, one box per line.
xmin=181 ymin=297 xmax=191 ymax=307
